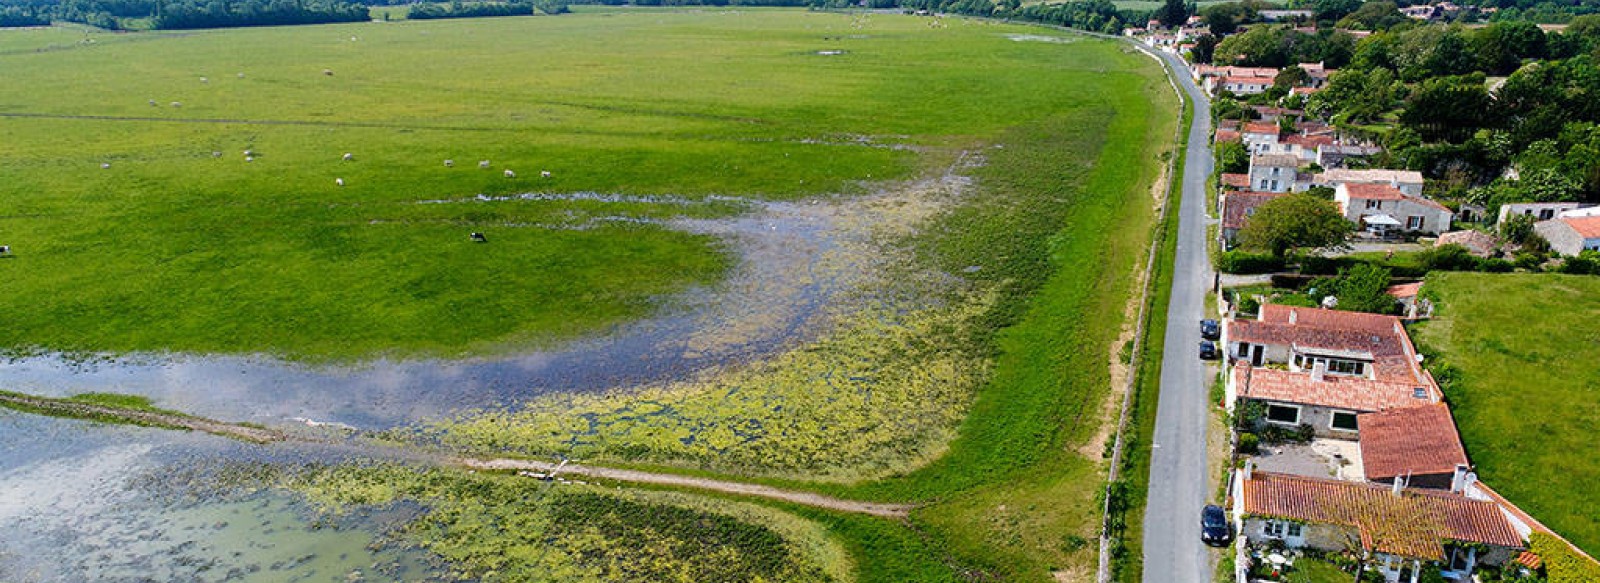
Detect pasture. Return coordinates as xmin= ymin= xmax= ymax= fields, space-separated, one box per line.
xmin=0 ymin=9 xmax=1112 ymax=360
xmin=1 ymin=9 xmax=1183 ymax=582
xmin=1412 ymin=273 xmax=1600 ymax=556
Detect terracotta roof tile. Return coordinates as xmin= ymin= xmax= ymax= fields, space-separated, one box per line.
xmin=1215 ymin=129 xmax=1242 ymax=143
xmin=1359 ymin=403 xmax=1469 ymax=482
xmin=1562 ymin=215 xmax=1600 ymax=238
xmin=1318 ymin=168 xmax=1425 ymax=185
xmin=1243 ymin=122 xmax=1280 ymax=135
xmin=1222 ymin=173 xmax=1251 ymax=188
xmin=1344 ymin=183 xmax=1407 ymax=200
xmin=1229 ymin=306 xmax=1431 ymax=383
xmin=1284 ymin=134 xmax=1335 ymax=148
xmin=1222 ymin=191 xmax=1286 ymax=230
xmin=1242 ymin=471 xmax=1524 ymax=559
xmin=1235 ymin=366 xmax=1440 ymax=412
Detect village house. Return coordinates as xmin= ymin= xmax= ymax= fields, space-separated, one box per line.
xmin=1224 ymin=305 xmax=1444 ymax=439
xmin=1315 ymin=168 xmax=1426 ymax=197
xmin=1248 ymin=154 xmax=1302 ymax=193
xmin=1219 ymin=191 xmax=1286 ymax=247
xmin=1242 ymin=122 xmax=1286 ymax=154
xmin=1358 ymin=402 xmax=1470 ymax=489
xmin=1235 ymin=468 xmax=1526 ymax=583
xmin=1534 ymin=216 xmax=1600 ymax=256
xmin=1334 ymin=183 xmax=1453 ymax=237
xmin=1316 ymin=143 xmax=1383 ymax=169
xmin=1496 ymin=201 xmax=1596 ymax=225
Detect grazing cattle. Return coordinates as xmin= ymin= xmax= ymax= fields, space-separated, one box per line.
xmin=237 ymin=72 xmax=245 ymax=78
xmin=200 ymin=77 xmax=208 ymax=83
xmin=479 ymin=160 xmax=491 ymax=169
xmin=540 ymin=171 xmax=552 ymax=178
xmin=504 ymin=170 xmax=516 ymax=178
xmin=101 ymin=163 xmax=111 ymax=169
xmin=470 ymin=232 xmax=487 ymax=242
xmin=444 ymin=159 xmax=454 ymax=167
xmin=148 ymin=99 xmax=157 ymax=106
xmin=243 ymin=150 xmax=254 ymax=156
xmin=0 ymin=246 xmax=9 ymax=255
xmin=342 ymin=153 xmax=354 ymax=161
xmin=170 ymin=102 xmax=182 ymax=108
xmin=212 ymin=151 xmax=222 ymax=158
xmin=335 ymin=178 xmax=345 ymax=186
xmin=245 ymin=156 xmax=255 ymax=162
xmin=323 ymin=69 xmax=334 ymax=76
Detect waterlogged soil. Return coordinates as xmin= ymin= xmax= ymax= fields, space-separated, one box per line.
xmin=0 ymin=169 xmax=972 ymax=580
xmin=0 ymin=412 xmax=447 ymax=583
xmin=0 ymin=179 xmax=961 ymax=429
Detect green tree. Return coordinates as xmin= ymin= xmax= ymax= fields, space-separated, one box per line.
xmin=1274 ymin=66 xmax=1311 ymax=89
xmin=1189 ymin=33 xmax=1219 ymax=64
xmin=1337 ymin=1 xmax=1403 ymax=31
xmin=1312 ymin=0 xmax=1361 ymax=21
xmin=1328 ymin=263 xmax=1397 ymax=313
xmin=1157 ymin=0 xmax=1188 ymax=28
xmin=1216 ymin=140 xmax=1250 ymax=174
xmin=1238 ymin=194 xmax=1353 ymax=257
xmin=1400 ymin=74 xmax=1492 ymax=143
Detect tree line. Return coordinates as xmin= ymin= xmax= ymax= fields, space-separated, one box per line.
xmin=0 ymin=0 xmax=572 ymax=29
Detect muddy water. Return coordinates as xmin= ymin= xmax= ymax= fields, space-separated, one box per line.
xmin=0 ymin=195 xmax=904 ymax=429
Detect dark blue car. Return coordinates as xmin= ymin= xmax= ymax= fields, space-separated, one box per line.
xmin=1201 ymin=504 xmax=1233 ymax=546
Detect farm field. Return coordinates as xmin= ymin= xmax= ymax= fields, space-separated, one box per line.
xmin=1412 ymin=272 xmax=1600 ymax=556
xmin=0 ymin=8 xmax=1181 ymax=583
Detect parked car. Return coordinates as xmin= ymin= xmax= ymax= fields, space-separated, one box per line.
xmin=1200 ymin=319 xmax=1220 ymax=340
xmin=1201 ymin=504 xmax=1233 ymax=546
xmin=1199 ymin=340 xmax=1218 ymax=360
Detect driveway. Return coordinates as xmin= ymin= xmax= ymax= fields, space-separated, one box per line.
xmin=1141 ymin=50 xmax=1216 ymax=583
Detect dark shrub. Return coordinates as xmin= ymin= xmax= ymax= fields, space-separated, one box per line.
xmin=1217 ymin=251 xmax=1285 ymax=274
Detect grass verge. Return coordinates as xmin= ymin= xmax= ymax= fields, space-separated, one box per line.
xmin=1410 ymin=272 xmax=1600 ymax=556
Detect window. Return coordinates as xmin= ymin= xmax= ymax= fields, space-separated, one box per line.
xmin=1294 ymin=354 xmax=1367 ymax=376
xmin=1539 ymin=209 xmax=1555 ymax=220
xmin=1266 ymin=404 xmax=1300 ymax=425
xmin=1245 ymin=208 xmax=1256 ymax=217
xmin=1264 ymin=520 xmax=1303 ymax=539
xmin=1331 ymin=411 xmax=1359 ymax=431
xmin=1366 ymin=199 xmax=1380 ymax=209
xmin=1260 ymin=179 xmax=1270 ymax=189
xmin=1270 ymin=180 xmax=1280 ymax=190
xmin=1407 ymin=216 xmax=1424 ymax=230
xmin=1272 ymin=167 xmax=1281 ymax=176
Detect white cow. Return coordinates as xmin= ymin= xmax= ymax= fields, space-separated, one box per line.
xmin=540 ymin=170 xmax=552 ymax=178
xmin=336 ymin=178 xmax=345 ymax=186
xmin=479 ymin=160 xmax=491 ymax=169
xmin=342 ymin=153 xmax=354 ymax=161
xmin=504 ymin=170 xmax=516 ymax=178
xmin=444 ymin=159 xmax=454 ymax=167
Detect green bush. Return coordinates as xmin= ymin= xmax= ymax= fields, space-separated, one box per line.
xmin=1557 ymin=251 xmax=1600 ymax=275
xmin=1298 ymin=255 xmax=1341 ymax=275
xmin=1513 ymin=252 xmax=1546 ymax=271
xmin=1418 ymin=244 xmax=1481 ymax=272
xmin=1532 ymin=532 xmax=1600 ymax=582
xmin=1478 ymin=258 xmax=1514 ymax=273
xmin=1217 ymin=251 xmax=1285 ymax=274
xmin=1238 ymin=295 xmax=1262 ymax=315
xmin=1238 ymin=432 xmax=1260 ymax=454
xmin=1294 ymin=423 xmax=1316 ymax=443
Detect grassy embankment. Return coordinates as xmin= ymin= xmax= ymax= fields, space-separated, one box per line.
xmin=1411 ymin=272 xmax=1600 ymax=556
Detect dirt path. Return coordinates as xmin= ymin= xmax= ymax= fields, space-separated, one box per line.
xmin=0 ymin=392 xmax=286 ymax=444
xmin=0 ymin=391 xmax=911 ymax=518
xmin=461 ymin=458 xmax=912 ymax=518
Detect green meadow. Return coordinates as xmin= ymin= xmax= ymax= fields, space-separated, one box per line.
xmin=1413 ymin=273 xmax=1600 ymax=556
xmin=1 ymin=9 xmax=1090 ymax=360
xmin=1 ymin=9 xmax=1182 ymax=582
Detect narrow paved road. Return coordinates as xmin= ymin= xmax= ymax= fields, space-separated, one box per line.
xmin=1142 ymin=51 xmax=1215 ymax=583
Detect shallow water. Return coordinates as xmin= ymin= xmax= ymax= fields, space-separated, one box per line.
xmin=0 ymin=196 xmax=879 ymax=429
xmin=0 ymin=412 xmax=444 ymax=583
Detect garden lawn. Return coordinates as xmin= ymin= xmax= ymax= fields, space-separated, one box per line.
xmin=1412 ymin=272 xmax=1600 ymax=555
xmin=1 ymin=10 xmax=1131 ymax=361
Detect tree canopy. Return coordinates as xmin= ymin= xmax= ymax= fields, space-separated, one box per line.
xmin=1238 ymin=194 xmax=1353 ymax=257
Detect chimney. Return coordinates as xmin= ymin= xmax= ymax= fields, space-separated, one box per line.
xmin=1311 ymin=360 xmax=1328 ymax=383
xmin=1241 ymin=460 xmax=1254 ymax=482
xmin=1289 ymin=309 xmax=1297 ymax=324
xmin=1451 ymin=465 xmax=1478 ymax=495
xmin=1391 ymin=473 xmax=1408 ymax=497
